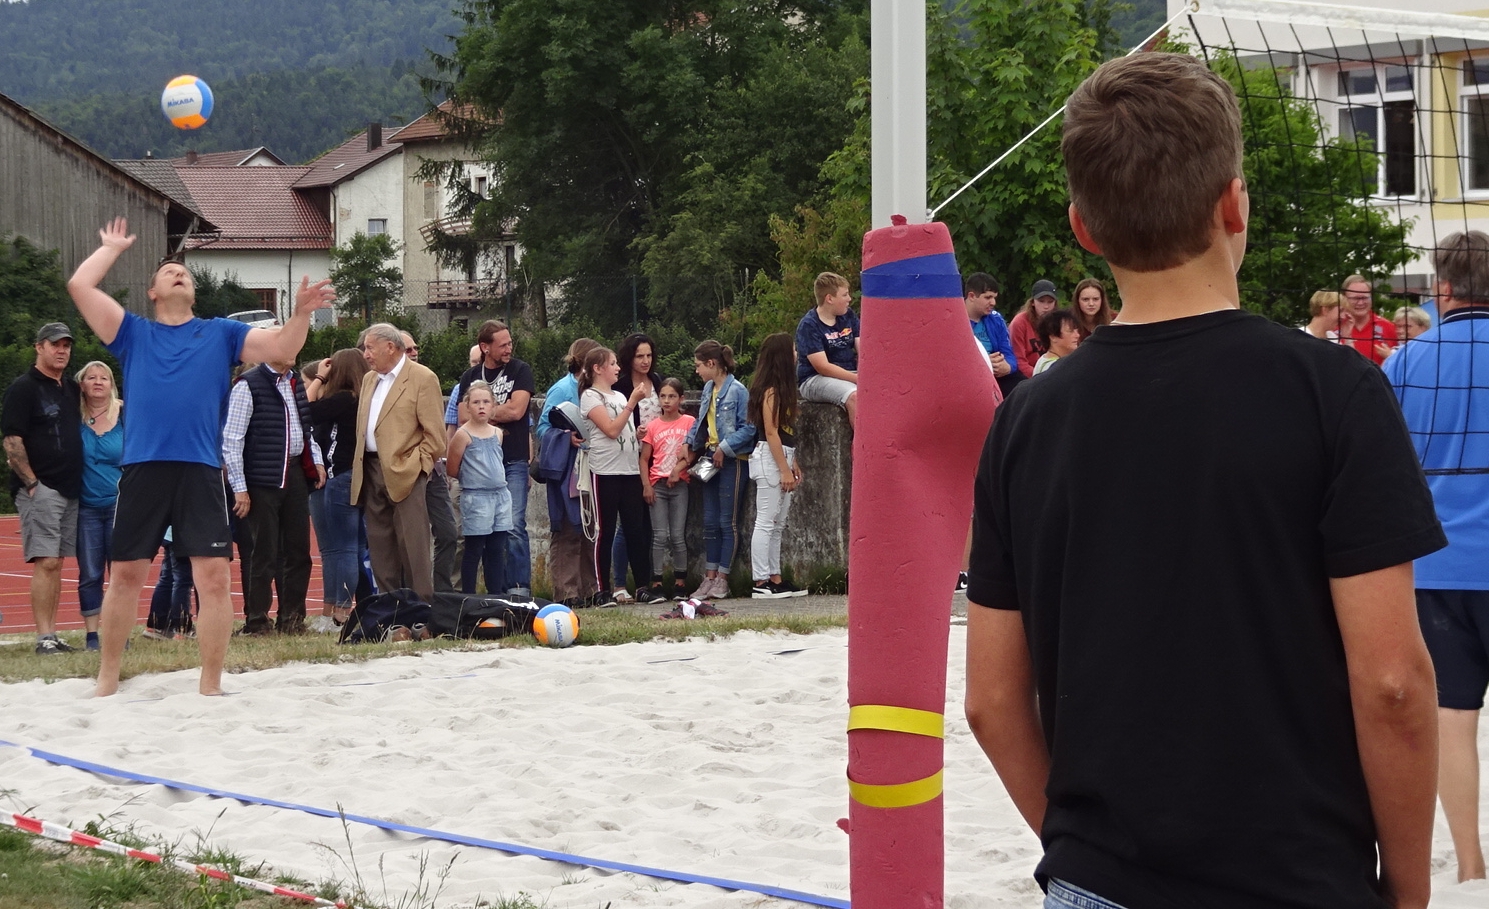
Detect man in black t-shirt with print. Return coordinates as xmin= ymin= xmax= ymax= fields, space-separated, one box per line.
xmin=1 ymin=322 xmax=84 ymax=654
xmin=454 ymin=319 xmax=535 ymax=596
xmin=966 ymin=54 xmax=1446 ymax=909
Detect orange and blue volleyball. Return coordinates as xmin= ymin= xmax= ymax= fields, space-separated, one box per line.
xmin=532 ymin=604 xmax=580 ymax=648
xmin=161 ymin=76 xmax=213 ymax=129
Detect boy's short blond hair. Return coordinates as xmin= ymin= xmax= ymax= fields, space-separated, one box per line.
xmin=1062 ymin=53 xmax=1243 ymax=273
xmin=814 ymin=272 xmax=849 ymax=305
xmin=1308 ymin=290 xmax=1341 ymax=319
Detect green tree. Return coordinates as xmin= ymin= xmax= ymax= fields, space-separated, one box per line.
xmin=0 ymin=235 xmax=75 ymax=347
xmin=773 ymin=0 xmax=1116 ymax=320
xmin=329 ymin=232 xmax=404 ymax=322
xmin=764 ymin=2 xmax=1413 ymax=330
xmin=187 ymin=266 xmax=261 ymax=320
xmin=423 ymin=0 xmax=866 ymax=332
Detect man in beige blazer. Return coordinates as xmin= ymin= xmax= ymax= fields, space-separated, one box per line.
xmin=352 ymin=323 xmax=447 ymax=601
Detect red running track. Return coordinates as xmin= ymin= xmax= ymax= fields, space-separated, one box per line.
xmin=0 ymin=516 xmax=325 ymax=635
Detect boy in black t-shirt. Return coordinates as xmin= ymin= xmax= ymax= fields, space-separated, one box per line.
xmin=965 ymin=53 xmax=1446 ymax=909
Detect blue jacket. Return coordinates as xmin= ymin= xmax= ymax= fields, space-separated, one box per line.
xmin=971 ymin=312 xmax=1018 ymax=374
xmin=686 ymin=373 xmax=755 ymax=459
xmin=536 ymin=373 xmax=579 ymax=439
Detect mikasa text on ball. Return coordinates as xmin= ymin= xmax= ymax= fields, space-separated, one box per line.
xmin=161 ymin=76 xmax=213 ymax=129
xmin=532 ymin=604 xmax=579 ymax=648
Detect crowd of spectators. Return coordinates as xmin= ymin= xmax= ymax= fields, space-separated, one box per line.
xmin=3 ymin=250 xmax=1443 ymax=652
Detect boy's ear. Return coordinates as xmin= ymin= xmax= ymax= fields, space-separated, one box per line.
xmin=1219 ymin=178 xmax=1248 ymax=235
xmin=1069 ymin=204 xmax=1103 ymax=255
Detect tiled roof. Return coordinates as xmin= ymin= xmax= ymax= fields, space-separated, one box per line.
xmin=391 ymin=101 xmax=487 ymax=143
xmin=114 ymin=159 xmax=200 ymax=213
xmin=173 ymin=166 xmax=332 ymax=250
xmin=293 ymin=129 xmax=402 ymax=189
xmin=170 ymin=147 xmax=285 ymax=167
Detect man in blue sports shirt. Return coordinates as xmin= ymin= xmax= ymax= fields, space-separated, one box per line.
xmin=1384 ymin=230 xmax=1489 ymax=883
xmin=67 ymin=217 xmax=335 ymax=696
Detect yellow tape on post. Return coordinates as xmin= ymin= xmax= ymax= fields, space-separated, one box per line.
xmin=847 ymin=705 xmax=944 ymax=739
xmin=847 ymin=769 xmax=944 ymax=809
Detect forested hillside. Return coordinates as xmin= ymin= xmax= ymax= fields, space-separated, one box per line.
xmin=0 ymin=0 xmax=455 ymax=162
xmin=31 ymin=64 xmax=429 ymax=164
xmin=0 ymin=0 xmax=456 ymax=100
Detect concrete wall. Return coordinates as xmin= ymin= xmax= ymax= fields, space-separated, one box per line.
xmin=521 ymin=400 xmax=853 ymax=592
xmin=332 ymin=155 xmax=404 ymax=249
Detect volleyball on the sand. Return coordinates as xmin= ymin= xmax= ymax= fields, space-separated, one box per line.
xmin=161 ymin=75 xmax=213 ymax=129
xmin=532 ymin=604 xmax=579 ymax=648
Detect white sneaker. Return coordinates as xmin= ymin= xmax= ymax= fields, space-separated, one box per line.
xmin=710 ymin=576 xmax=732 ymax=601
xmin=308 ymin=615 xmax=339 ymax=634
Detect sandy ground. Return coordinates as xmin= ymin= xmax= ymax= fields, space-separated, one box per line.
xmin=1 ymin=626 xmax=1486 ymax=908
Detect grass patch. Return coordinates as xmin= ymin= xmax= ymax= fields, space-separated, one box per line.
xmin=0 ymin=611 xmax=846 ymax=684
xmin=0 ymin=823 xmax=335 ymax=909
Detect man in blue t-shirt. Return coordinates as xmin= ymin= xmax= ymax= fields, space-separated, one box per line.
xmin=67 ymin=217 xmax=336 ymax=697
xmin=1384 ymin=230 xmax=1489 ymax=883
xmin=796 ymin=271 xmax=861 ymax=428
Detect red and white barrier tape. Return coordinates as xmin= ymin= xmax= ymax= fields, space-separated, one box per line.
xmin=1 ymin=810 xmax=350 ymax=908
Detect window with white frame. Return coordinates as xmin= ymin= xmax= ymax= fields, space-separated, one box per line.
xmin=1463 ymin=59 xmax=1489 ymax=193
xmin=1336 ymin=63 xmax=1416 ymax=197
xmin=367 ymin=218 xmax=387 ymax=236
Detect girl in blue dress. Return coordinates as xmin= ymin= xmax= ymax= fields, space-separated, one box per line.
xmin=447 ymin=380 xmax=513 ymax=595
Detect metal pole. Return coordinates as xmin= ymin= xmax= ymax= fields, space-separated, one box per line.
xmin=871 ymin=0 xmax=927 ymax=227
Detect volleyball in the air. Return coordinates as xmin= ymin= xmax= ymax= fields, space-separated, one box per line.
xmin=161 ymin=76 xmax=213 ymax=129
xmin=532 ymin=604 xmax=579 ymax=648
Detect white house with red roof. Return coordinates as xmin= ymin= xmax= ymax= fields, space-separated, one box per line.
xmin=167 ymin=164 xmax=334 ymax=317
xmin=111 ymin=105 xmax=516 ymax=322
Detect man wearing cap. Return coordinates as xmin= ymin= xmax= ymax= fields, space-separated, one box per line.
xmin=1 ymin=322 xmax=84 ymax=654
xmin=1010 ymin=279 xmax=1061 ymax=378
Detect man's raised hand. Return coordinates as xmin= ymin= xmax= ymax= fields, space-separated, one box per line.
xmin=295 ymin=277 xmax=337 ymax=314
xmin=99 ymin=217 xmax=136 ymax=252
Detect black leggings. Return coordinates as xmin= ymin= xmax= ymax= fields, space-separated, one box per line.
xmin=592 ymin=473 xmax=651 ymax=592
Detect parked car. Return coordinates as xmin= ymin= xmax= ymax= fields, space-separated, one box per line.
xmin=225 ymin=309 xmax=279 ymax=329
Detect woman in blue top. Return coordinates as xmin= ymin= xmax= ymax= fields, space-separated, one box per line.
xmin=685 ymin=340 xmax=755 ymax=601
xmin=75 ymin=360 xmax=123 ymax=651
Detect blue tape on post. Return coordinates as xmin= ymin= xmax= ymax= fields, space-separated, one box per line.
xmin=860 ymin=253 xmax=963 ymax=300
xmin=0 ymin=739 xmax=850 ymax=909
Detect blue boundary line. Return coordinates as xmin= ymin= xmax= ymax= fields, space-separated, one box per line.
xmin=0 ymin=739 xmax=850 ymax=908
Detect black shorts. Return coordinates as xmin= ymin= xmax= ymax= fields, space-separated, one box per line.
xmin=112 ymin=462 xmax=234 ymax=561
xmin=1416 ymin=588 xmax=1489 ymax=710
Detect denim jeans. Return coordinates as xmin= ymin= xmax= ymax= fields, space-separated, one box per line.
xmin=749 ymin=445 xmax=794 ymax=580
xmin=504 ymin=459 xmax=531 ymax=595
xmin=311 ymin=471 xmax=362 ymax=607
xmin=649 ymin=482 xmax=689 ymax=576
xmin=76 ymin=503 xmax=114 ymax=617
xmin=702 ymin=456 xmax=745 ymax=573
xmin=1045 ymin=879 xmax=1128 ymax=909
xmin=147 ymin=541 xmax=194 ymax=633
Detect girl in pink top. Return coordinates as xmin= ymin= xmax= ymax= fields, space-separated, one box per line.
xmin=640 ymin=379 xmax=697 ymax=601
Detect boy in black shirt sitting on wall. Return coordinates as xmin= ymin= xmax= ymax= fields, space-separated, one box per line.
xmin=964 ymin=53 xmax=1447 ymax=909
